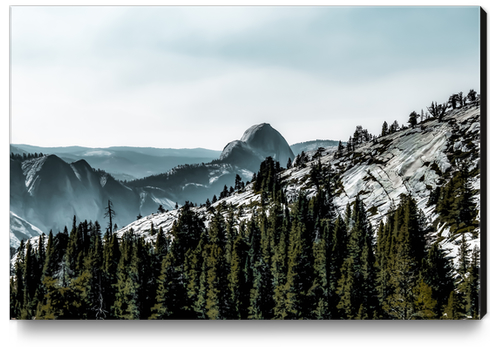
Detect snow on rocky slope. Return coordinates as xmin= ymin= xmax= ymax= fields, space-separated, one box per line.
xmin=10 ymin=212 xmax=44 ymax=251
xmin=116 ymin=102 xmax=481 ymax=260
xmin=13 ymin=102 xmax=481 ymax=267
xmin=282 ymin=103 xmax=481 ymax=257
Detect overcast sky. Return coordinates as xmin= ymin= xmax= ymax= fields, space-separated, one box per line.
xmin=10 ymin=6 xmax=480 ymax=151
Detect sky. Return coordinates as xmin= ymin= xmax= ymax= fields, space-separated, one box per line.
xmin=10 ymin=5 xmax=481 ymax=151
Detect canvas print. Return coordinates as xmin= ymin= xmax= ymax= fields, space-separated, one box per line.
xmin=9 ymin=6 xmax=484 ymax=320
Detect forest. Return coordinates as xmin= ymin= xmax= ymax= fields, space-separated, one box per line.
xmin=10 ymin=156 xmax=480 ymax=320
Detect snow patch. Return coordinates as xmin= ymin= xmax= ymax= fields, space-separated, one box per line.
xmin=10 ymin=212 xmax=44 ymax=250
xmin=70 ymin=164 xmax=82 ymax=181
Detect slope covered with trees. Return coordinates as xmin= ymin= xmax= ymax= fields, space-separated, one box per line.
xmin=10 ymin=90 xmax=482 ymax=320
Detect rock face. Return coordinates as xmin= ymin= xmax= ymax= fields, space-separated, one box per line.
xmin=219 ymin=123 xmax=295 ymax=170
xmin=9 ymin=123 xmax=295 ymax=245
xmin=113 ymin=102 xmax=480 ymax=262
xmin=12 ymin=106 xmax=481 ymax=262
xmin=10 ymin=212 xmax=44 ymax=251
xmin=9 ymin=155 xmax=156 ymax=236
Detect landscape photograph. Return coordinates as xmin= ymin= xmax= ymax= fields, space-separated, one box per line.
xmin=8 ymin=5 xmax=484 ymax=321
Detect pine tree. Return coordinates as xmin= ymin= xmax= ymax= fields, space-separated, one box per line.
xmin=102 ymin=232 xmax=120 ymax=318
xmin=381 ymin=121 xmax=389 ymax=137
xmin=150 ymin=252 xmax=181 ymax=319
xmin=464 ymin=247 xmax=480 ymax=319
xmin=12 ymin=240 xmax=26 ymax=319
xmin=310 ymin=234 xmax=328 ymax=319
xmin=375 ymin=220 xmax=390 ymax=315
xmin=86 ymin=222 xmax=105 ymax=319
xmin=104 ymin=200 xmax=116 ymax=235
xmin=21 ymin=241 xmax=37 ymax=319
xmin=442 ymin=291 xmax=465 ymax=319
xmin=113 ymin=230 xmax=141 ymax=319
xmin=336 ymin=198 xmax=376 ymax=319
xmin=327 ymin=216 xmax=348 ymax=319
xmin=282 ymin=217 xmax=305 ymax=319
xmin=229 ymin=224 xmax=252 ymax=319
xmin=420 ymin=243 xmax=454 ymax=317
xmin=235 ymin=174 xmax=244 ymax=190
xmin=467 ymin=89 xmax=477 ymax=102
xmin=408 ymin=111 xmax=419 ymax=128
xmin=412 ymin=275 xmax=437 ymax=319
xmin=271 ymin=212 xmax=289 ymax=319
xmin=204 ymin=243 xmax=222 ymax=320
xmin=456 ymin=234 xmax=470 ymax=285
xmin=381 ymin=196 xmax=429 ymax=319
xmin=184 ymin=241 xmax=203 ymax=318
xmin=336 ymin=140 xmax=344 ymax=157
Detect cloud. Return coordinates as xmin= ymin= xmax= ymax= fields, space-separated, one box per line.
xmin=10 ymin=6 xmax=481 ymax=149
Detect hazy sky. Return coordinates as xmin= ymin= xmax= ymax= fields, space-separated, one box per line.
xmin=10 ymin=6 xmax=480 ymax=150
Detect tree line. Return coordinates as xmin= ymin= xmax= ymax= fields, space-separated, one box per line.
xmin=10 ymin=157 xmax=480 ymax=320
xmin=10 ymin=152 xmax=45 ymax=162
xmin=405 ymin=89 xmax=478 ymax=130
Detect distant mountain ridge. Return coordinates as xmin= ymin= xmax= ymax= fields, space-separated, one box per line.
xmin=290 ymin=139 xmax=342 ymax=155
xmin=10 ymin=144 xmax=221 ymax=181
xmin=114 ymin=101 xmax=481 ymax=262
xmin=9 ymin=123 xmax=296 ymax=245
xmin=10 ymin=154 xmax=148 ymax=235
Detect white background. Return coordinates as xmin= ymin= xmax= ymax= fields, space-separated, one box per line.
xmin=3 ymin=1 xmax=489 ymax=346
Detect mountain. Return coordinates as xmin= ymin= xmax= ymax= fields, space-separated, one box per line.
xmin=9 ymin=123 xmax=295 ymax=245
xmin=290 ymin=139 xmax=342 ymax=155
xmin=115 ymin=101 xmax=481 ymax=260
xmin=9 ymin=212 xmax=44 ymax=253
xmin=10 ymin=144 xmax=221 ymax=180
xmin=11 ymin=99 xmax=482 ymax=320
xmin=10 ymin=102 xmax=481 ymax=257
xmin=9 ymin=154 xmax=176 ymax=238
xmin=219 ymin=123 xmax=295 ymax=170
xmin=125 ymin=123 xmax=295 ymax=208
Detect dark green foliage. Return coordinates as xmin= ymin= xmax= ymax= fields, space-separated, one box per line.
xmin=253 ymin=157 xmax=284 ymax=203
xmin=234 ymin=174 xmax=245 ymax=191
xmin=336 ymin=197 xmax=377 ymax=319
xmin=435 ymin=166 xmax=479 ymax=239
xmin=381 ymin=121 xmax=389 ymax=137
xmin=467 ymin=89 xmax=477 ymax=102
xmin=463 ymin=247 xmax=480 ymax=319
xmin=389 ymin=120 xmax=399 ymax=134
xmin=374 ymin=196 xmax=451 ymax=320
xmin=408 ymin=111 xmax=419 ymax=127
xmin=427 ymin=101 xmax=448 ymax=121
xmin=294 ymin=151 xmax=308 ymax=168
xmin=104 ymin=200 xmax=116 ymax=235
xmin=412 ymin=276 xmax=438 ymax=319
xmin=10 ymin=153 xmax=479 ymax=320
xmin=442 ymin=291 xmax=466 ymax=319
xmin=420 ymin=243 xmax=454 ymax=316
xmin=426 ymin=186 xmax=441 ymax=207
xmin=10 ymin=152 xmax=45 ymax=162
xmin=448 ymin=94 xmax=459 ymax=109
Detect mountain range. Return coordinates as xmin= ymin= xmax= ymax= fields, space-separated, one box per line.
xmin=112 ymin=101 xmax=481 ymax=260
xmin=9 ymin=101 xmax=481 ymax=258
xmin=9 ymin=123 xmax=297 ymax=246
xmin=10 ymin=144 xmax=221 ymax=181
xmin=10 ymin=98 xmax=482 ymax=321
